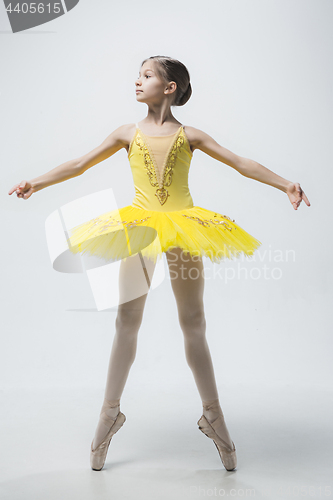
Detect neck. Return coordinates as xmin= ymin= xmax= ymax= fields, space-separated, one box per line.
xmin=144 ymin=104 xmax=176 ymax=127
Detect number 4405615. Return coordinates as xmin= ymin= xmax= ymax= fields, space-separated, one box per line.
xmin=5 ymin=3 xmax=62 ymax=14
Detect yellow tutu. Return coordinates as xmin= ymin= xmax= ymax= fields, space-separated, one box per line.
xmin=68 ymin=204 xmax=261 ymax=264
xmin=68 ymin=125 xmax=262 ymax=264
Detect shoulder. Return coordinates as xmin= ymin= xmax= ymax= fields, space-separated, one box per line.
xmin=182 ymin=126 xmax=211 ymax=152
xmin=110 ymin=123 xmax=136 ymax=147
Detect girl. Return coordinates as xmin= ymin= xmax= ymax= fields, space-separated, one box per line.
xmin=8 ymin=55 xmax=310 ymax=472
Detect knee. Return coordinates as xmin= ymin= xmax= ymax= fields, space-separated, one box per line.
xmin=179 ymin=308 xmax=206 ymax=338
xmin=115 ymin=308 xmax=143 ymax=334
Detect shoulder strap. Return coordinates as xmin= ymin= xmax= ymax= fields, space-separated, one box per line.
xmin=135 ymin=122 xmax=139 ymax=129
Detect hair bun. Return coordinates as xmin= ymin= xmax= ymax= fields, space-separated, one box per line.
xmin=178 ymin=81 xmax=192 ymax=106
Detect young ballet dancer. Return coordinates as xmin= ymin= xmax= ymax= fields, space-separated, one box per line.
xmin=8 ymin=55 xmax=310 ymax=471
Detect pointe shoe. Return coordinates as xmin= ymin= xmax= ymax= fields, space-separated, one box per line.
xmin=197 ymin=415 xmax=237 ymax=470
xmin=90 ymin=399 xmax=126 ymax=471
xmin=197 ymin=399 xmax=237 ymax=471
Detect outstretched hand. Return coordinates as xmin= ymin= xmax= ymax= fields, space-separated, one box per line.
xmin=8 ymin=180 xmax=34 ymax=200
xmin=286 ymin=182 xmax=310 ymax=210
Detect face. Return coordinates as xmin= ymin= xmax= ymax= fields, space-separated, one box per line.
xmin=135 ymin=61 xmax=176 ymax=104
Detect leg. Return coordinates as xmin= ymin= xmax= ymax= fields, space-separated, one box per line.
xmin=92 ymin=252 xmax=156 ymax=449
xmin=165 ymin=247 xmax=234 ymax=449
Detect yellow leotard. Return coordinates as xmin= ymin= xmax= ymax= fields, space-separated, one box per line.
xmin=68 ymin=124 xmax=262 ymax=263
xmin=129 ymin=125 xmax=194 ymax=211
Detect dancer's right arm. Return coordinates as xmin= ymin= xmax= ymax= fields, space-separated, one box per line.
xmin=8 ymin=125 xmax=127 ymax=200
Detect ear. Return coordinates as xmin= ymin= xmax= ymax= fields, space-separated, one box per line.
xmin=164 ymin=81 xmax=177 ymax=95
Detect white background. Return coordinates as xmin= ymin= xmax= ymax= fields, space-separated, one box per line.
xmin=1 ymin=0 xmax=332 ymax=498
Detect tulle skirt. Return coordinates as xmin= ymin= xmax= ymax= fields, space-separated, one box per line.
xmin=67 ymin=204 xmax=262 ymax=264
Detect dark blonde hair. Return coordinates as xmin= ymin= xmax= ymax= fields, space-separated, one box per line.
xmin=141 ymin=55 xmax=192 ymax=107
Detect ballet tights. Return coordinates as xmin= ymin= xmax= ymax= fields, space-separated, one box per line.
xmin=92 ymin=297 xmax=142 ymax=450
xmin=181 ymin=318 xmax=234 ymax=450
xmin=92 ymin=310 xmax=234 ymax=451
xmin=92 ymin=250 xmax=234 ymax=451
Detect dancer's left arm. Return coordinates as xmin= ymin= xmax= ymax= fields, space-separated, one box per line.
xmin=188 ymin=127 xmax=311 ymax=210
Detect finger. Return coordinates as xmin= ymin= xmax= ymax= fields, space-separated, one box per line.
xmin=16 ymin=181 xmax=27 ymax=194
xmin=302 ymin=191 xmax=311 ymax=206
xmin=296 ymin=184 xmax=310 ymax=206
xmin=16 ymin=186 xmax=26 ymax=195
xmin=8 ymin=184 xmax=20 ymax=195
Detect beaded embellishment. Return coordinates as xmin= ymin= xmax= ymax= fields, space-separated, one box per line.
xmin=135 ymin=132 xmax=185 ymax=206
xmin=182 ymin=213 xmax=236 ymax=231
xmin=74 ymin=215 xmax=152 ymax=235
